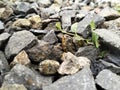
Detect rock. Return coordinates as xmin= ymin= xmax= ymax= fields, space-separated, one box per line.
xmin=101 ymin=18 xmax=120 ymax=30
xmin=10 ymin=50 xmax=30 ymax=67
xmin=42 ymin=30 xmax=58 ymax=44
xmin=43 ymin=66 xmax=96 ymax=90
xmin=96 ymin=69 xmax=120 ymax=90
xmin=12 ymin=19 xmax=31 ymax=29
xmin=58 ymin=52 xmax=90 ymax=75
xmin=3 ymin=64 xmax=53 ymax=90
xmin=49 ymin=4 xmax=61 ymax=14
xmin=39 ymin=59 xmax=60 ymax=75
xmin=0 ymin=7 xmax=13 ymax=20
xmin=16 ymin=2 xmax=30 ymax=13
xmin=61 ymin=34 xmax=76 ymax=53
xmin=77 ymin=12 xmax=105 ymax=38
xmin=28 ymin=15 xmax=41 ymax=29
xmin=0 ymin=33 xmax=10 ymax=49
xmin=26 ymin=40 xmax=52 ymax=62
xmin=104 ymin=53 xmax=120 ymax=67
xmin=100 ymin=59 xmax=120 ymax=74
xmin=94 ymin=29 xmax=120 ymax=53
xmin=0 ymin=51 xmax=10 ymax=74
xmin=5 ymin=30 xmax=37 ymax=59
xmin=0 ymin=84 xmax=27 ymax=90
xmin=0 ymin=21 xmax=4 ymax=31
xmin=54 ymin=0 xmax=63 ymax=5
xmin=98 ymin=7 xmax=120 ymax=20
xmin=75 ymin=46 xmax=99 ymax=61
xmin=60 ymin=9 xmax=76 ymax=30
xmin=37 ymin=0 xmax=51 ymax=7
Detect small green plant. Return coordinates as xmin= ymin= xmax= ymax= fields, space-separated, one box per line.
xmin=90 ymin=20 xmax=100 ymax=48
xmin=55 ymin=22 xmax=74 ymax=36
xmin=98 ymin=50 xmax=107 ymax=58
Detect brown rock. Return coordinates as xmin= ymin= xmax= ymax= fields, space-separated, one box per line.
xmin=28 ymin=15 xmax=41 ymax=28
xmin=10 ymin=50 xmax=30 ymax=67
xmin=39 ymin=60 xmax=60 ymax=75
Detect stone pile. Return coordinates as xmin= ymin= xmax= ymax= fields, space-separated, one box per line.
xmin=0 ymin=0 xmax=120 ymax=90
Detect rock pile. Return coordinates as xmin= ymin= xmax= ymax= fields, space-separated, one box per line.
xmin=0 ymin=0 xmax=120 ymax=90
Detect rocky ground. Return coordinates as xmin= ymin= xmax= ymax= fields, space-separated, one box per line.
xmin=0 ymin=0 xmax=120 ymax=90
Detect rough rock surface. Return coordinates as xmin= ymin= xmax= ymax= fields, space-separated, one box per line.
xmin=43 ymin=66 xmax=96 ymax=90
xmin=96 ymin=69 xmax=120 ymax=90
xmin=5 ymin=30 xmax=37 ymax=59
xmin=3 ymin=64 xmax=53 ymax=90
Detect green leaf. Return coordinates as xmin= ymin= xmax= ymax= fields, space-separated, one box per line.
xmin=74 ymin=34 xmax=84 ymax=41
xmin=90 ymin=20 xmax=96 ymax=31
xmin=70 ymin=22 xmax=78 ymax=33
xmin=98 ymin=51 xmax=107 ymax=58
xmin=55 ymin=22 xmax=62 ymax=31
xmin=92 ymin=32 xmax=99 ymax=48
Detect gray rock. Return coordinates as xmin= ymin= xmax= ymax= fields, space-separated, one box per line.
xmin=16 ymin=2 xmax=30 ymax=13
xmin=96 ymin=69 xmax=120 ymax=90
xmin=0 ymin=51 xmax=10 ymax=74
xmin=42 ymin=30 xmax=58 ymax=44
xmin=60 ymin=9 xmax=76 ymax=30
xmin=0 ymin=33 xmax=10 ymax=49
xmin=100 ymin=60 xmax=120 ymax=74
xmin=37 ymin=0 xmax=51 ymax=7
xmin=26 ymin=40 xmax=52 ymax=62
xmin=77 ymin=12 xmax=104 ymax=38
xmin=98 ymin=7 xmax=120 ymax=20
xmin=43 ymin=66 xmax=96 ymax=90
xmin=75 ymin=46 xmax=99 ymax=61
xmin=5 ymin=30 xmax=37 ymax=59
xmin=0 ymin=84 xmax=27 ymax=90
xmin=0 ymin=21 xmax=4 ymax=31
xmin=94 ymin=29 xmax=120 ymax=52
xmin=3 ymin=64 xmax=53 ymax=90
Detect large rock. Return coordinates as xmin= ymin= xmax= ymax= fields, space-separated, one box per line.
xmin=58 ymin=52 xmax=90 ymax=75
xmin=96 ymin=69 xmax=120 ymax=90
xmin=0 ymin=33 xmax=10 ymax=49
xmin=43 ymin=66 xmax=96 ymax=90
xmin=5 ymin=30 xmax=37 ymax=59
xmin=94 ymin=29 xmax=120 ymax=53
xmin=3 ymin=64 xmax=53 ymax=90
xmin=77 ymin=12 xmax=104 ymax=38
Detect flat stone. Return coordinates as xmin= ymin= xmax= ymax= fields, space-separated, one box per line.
xmin=94 ymin=29 xmax=120 ymax=52
xmin=37 ymin=0 xmax=51 ymax=7
xmin=58 ymin=52 xmax=90 ymax=75
xmin=0 ymin=33 xmax=10 ymax=49
xmin=42 ymin=30 xmax=58 ymax=44
xmin=3 ymin=64 xmax=53 ymax=90
xmin=39 ymin=59 xmax=60 ymax=75
xmin=98 ymin=7 xmax=120 ymax=20
xmin=75 ymin=46 xmax=99 ymax=61
xmin=77 ymin=12 xmax=104 ymax=38
xmin=96 ymin=69 xmax=120 ymax=90
xmin=5 ymin=30 xmax=37 ymax=59
xmin=0 ymin=84 xmax=27 ymax=90
xmin=10 ymin=50 xmax=30 ymax=67
xmin=43 ymin=66 xmax=96 ymax=90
